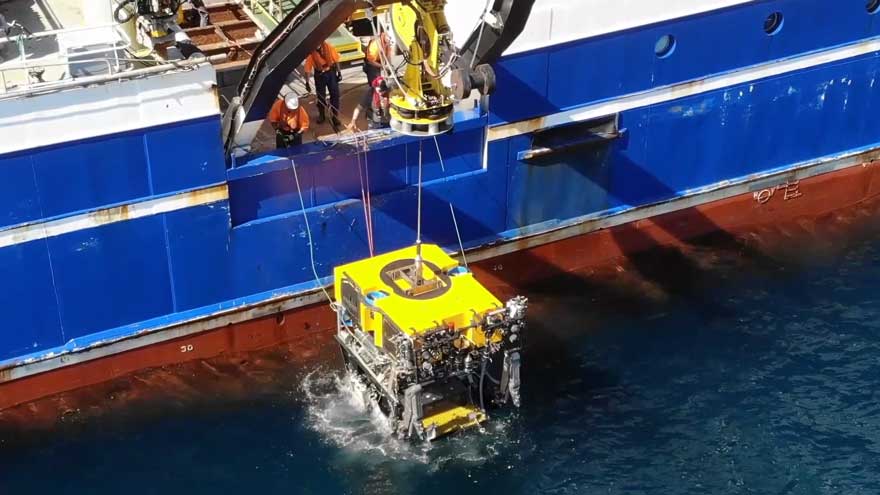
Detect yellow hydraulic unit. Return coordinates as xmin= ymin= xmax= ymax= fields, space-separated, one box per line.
xmin=385 ymin=0 xmax=497 ymax=136
xmin=113 ymin=0 xmax=192 ymax=56
xmin=334 ymin=244 xmax=526 ymax=441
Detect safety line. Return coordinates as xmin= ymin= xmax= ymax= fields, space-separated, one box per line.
xmin=289 ymin=154 xmax=334 ymax=305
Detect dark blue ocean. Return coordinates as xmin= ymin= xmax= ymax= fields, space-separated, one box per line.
xmin=2 ymin=221 xmax=880 ymax=494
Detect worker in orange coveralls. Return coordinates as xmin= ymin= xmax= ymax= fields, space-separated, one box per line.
xmin=268 ymin=93 xmax=309 ymax=149
xmin=304 ymin=40 xmax=342 ymax=129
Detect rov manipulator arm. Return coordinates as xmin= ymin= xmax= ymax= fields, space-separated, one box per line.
xmin=221 ymin=0 xmax=536 ymax=154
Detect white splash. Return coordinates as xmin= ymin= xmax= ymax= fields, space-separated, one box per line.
xmin=297 ymin=368 xmax=517 ymax=468
xmin=298 ymin=368 xmax=431 ymax=463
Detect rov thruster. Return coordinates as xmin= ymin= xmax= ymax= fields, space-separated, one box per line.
xmin=333 ymin=244 xmax=526 ymax=441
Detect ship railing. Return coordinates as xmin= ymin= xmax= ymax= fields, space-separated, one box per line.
xmin=245 ymin=0 xmax=292 ymax=25
xmin=0 ymin=53 xmax=226 ymax=102
xmin=0 ymin=22 xmax=132 ymax=94
xmin=242 ymin=0 xmax=365 ymax=62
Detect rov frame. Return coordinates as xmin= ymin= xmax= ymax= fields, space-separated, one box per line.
xmin=333 ymin=244 xmax=526 ymax=441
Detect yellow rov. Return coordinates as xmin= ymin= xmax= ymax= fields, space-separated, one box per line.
xmin=334 ymin=244 xmax=526 ymax=441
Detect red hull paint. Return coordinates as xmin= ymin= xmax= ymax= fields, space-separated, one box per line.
xmin=472 ymin=161 xmax=880 ymax=299
xmin=1 ymin=161 xmax=879 ymax=421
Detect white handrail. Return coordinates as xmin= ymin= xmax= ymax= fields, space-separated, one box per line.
xmin=1 ymin=58 xmax=113 ymax=88
xmin=0 ymin=42 xmax=129 ymax=72
xmin=0 ymin=44 xmax=129 ymax=92
xmin=0 ymin=54 xmax=226 ymax=100
xmin=0 ymin=21 xmax=134 ymax=92
xmin=0 ymin=22 xmax=120 ymax=44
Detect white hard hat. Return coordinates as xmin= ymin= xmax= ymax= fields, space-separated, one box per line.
xmin=284 ymin=93 xmax=299 ymax=110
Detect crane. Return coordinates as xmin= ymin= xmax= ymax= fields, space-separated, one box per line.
xmin=220 ymin=0 xmax=536 ymax=152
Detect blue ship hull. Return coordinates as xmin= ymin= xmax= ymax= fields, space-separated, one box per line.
xmin=2 ymin=0 xmax=880 ymax=406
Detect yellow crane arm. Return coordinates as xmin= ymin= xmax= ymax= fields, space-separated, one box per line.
xmin=388 ymin=0 xmax=456 ymax=136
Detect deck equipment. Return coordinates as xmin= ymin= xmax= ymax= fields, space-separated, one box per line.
xmin=113 ymin=0 xmax=192 ymax=55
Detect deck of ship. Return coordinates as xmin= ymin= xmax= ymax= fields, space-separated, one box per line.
xmin=0 ymin=0 xmax=65 ymax=88
xmin=0 ymin=0 xmax=378 ymax=148
xmin=194 ymin=1 xmax=379 ymax=150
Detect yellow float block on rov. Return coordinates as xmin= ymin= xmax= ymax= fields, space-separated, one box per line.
xmin=422 ymin=405 xmax=486 ymax=438
xmin=333 ymin=244 xmax=504 ymax=351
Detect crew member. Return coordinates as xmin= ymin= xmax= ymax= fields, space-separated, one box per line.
xmin=363 ymin=31 xmax=391 ymax=86
xmin=347 ymin=76 xmax=391 ymax=131
xmin=268 ymin=93 xmax=309 ymax=148
xmin=305 ymin=40 xmax=342 ymax=129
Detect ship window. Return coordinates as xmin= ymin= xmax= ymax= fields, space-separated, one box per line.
xmin=764 ymin=12 xmax=784 ymax=35
xmin=868 ymin=0 xmax=880 ymax=14
xmin=654 ymin=35 xmax=676 ymax=58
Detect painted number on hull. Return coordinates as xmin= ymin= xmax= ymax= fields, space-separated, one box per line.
xmin=180 ymin=344 xmax=195 ymax=353
xmin=754 ymin=180 xmax=803 ymax=205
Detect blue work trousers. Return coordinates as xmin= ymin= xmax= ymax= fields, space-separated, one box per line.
xmin=314 ymin=70 xmax=341 ymax=120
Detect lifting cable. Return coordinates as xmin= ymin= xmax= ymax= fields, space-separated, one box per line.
xmin=415 ymin=139 xmax=424 ymax=264
xmin=365 ymin=5 xmax=469 ymax=265
xmin=289 ymin=152 xmax=335 ymax=306
xmin=354 ymin=132 xmax=376 ymax=257
xmin=433 ymin=135 xmax=469 ymax=268
xmin=289 ymin=54 xmax=377 ymax=257
xmin=470 ymin=0 xmax=493 ymax=70
xmin=361 ymin=134 xmax=376 ymax=254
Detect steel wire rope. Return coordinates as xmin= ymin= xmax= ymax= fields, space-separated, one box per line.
xmin=470 ymin=0 xmax=493 ymax=70
xmin=432 ymin=135 xmax=468 ymax=268
xmin=288 ymin=151 xmax=335 ymax=306
xmin=288 ymin=65 xmax=378 ymax=260
xmin=416 ymin=138 xmax=424 ymax=247
xmin=360 ymin=132 xmax=376 ymax=255
xmin=353 ymin=131 xmax=376 ymax=256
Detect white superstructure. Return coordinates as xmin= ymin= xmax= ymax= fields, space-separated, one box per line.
xmin=445 ymin=0 xmax=753 ymax=55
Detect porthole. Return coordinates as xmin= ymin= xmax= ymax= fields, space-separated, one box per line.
xmin=868 ymin=0 xmax=880 ymax=14
xmin=654 ymin=35 xmax=676 ymax=58
xmin=763 ymin=12 xmax=784 ymax=35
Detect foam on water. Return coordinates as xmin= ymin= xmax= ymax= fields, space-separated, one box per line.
xmin=298 ymin=367 xmax=431 ymax=463
xmin=298 ymin=366 xmax=519 ymax=469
